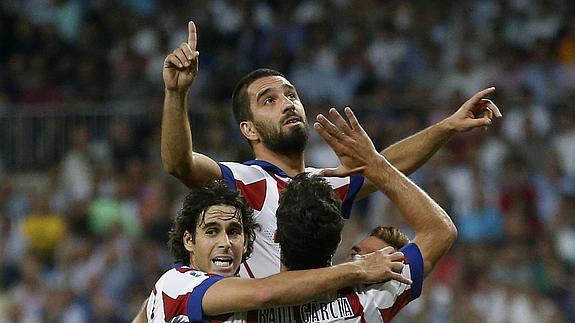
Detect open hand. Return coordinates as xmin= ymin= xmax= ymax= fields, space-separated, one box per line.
xmin=314 ymin=107 xmax=380 ymax=177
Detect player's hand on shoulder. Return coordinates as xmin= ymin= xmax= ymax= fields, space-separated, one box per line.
xmin=352 ymin=246 xmax=412 ymax=285
xmin=163 ymin=21 xmax=199 ymax=92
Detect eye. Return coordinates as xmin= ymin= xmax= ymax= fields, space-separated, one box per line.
xmin=287 ymin=93 xmax=297 ymax=100
xmin=264 ymin=97 xmax=274 ymax=105
xmin=205 ymin=228 xmax=217 ymax=236
xmin=229 ymin=228 xmax=243 ymax=237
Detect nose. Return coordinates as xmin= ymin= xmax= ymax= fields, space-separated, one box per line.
xmin=281 ymin=96 xmax=296 ymax=113
xmin=217 ymin=233 xmax=232 ymax=250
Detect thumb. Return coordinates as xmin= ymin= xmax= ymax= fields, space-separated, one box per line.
xmin=318 ymin=168 xmax=340 ymax=177
xmin=469 ymin=117 xmax=492 ymax=128
xmin=319 ymin=166 xmax=365 ymax=177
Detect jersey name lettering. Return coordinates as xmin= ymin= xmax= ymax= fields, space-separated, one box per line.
xmin=299 ymin=297 xmax=355 ymax=322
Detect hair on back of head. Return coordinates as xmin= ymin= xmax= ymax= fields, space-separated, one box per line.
xmin=276 ymin=173 xmax=343 ymax=270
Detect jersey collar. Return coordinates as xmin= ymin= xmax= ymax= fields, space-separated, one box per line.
xmin=243 ymin=160 xmax=290 ymax=177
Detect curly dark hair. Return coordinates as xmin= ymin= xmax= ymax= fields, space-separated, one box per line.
xmin=276 ymin=173 xmax=344 ymax=270
xmin=231 ymin=68 xmax=285 ymax=124
xmin=168 ymin=180 xmax=257 ymax=265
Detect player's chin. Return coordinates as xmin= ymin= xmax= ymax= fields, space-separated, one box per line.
xmin=210 ymin=264 xmax=240 ymax=277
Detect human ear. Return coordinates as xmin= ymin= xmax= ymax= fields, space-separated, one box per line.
xmin=240 ymin=121 xmax=259 ymax=141
xmin=183 ymin=231 xmax=194 ymax=252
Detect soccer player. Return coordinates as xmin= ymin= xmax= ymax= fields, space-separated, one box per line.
xmin=146 ymin=106 xmax=456 ymax=322
xmin=145 ymin=180 xmax=410 ymax=322
xmin=162 ymin=21 xmax=499 ymax=279
xmin=228 ymin=108 xmax=457 ymax=322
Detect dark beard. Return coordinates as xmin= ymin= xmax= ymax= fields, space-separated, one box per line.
xmin=255 ymin=121 xmax=308 ymax=156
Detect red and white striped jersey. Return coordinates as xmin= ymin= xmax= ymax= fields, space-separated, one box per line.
xmin=218 ymin=160 xmax=364 ymax=279
xmin=222 ymin=243 xmax=423 ymax=323
xmin=146 ymin=264 xmax=224 ymax=323
xmin=147 ymin=243 xmax=423 ymax=323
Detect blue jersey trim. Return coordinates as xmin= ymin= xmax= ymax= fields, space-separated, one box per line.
xmin=243 ymin=160 xmax=289 ymax=177
xmin=188 ymin=275 xmax=225 ymax=322
xmin=341 ymin=175 xmax=365 ymax=219
xmin=218 ymin=163 xmax=237 ymax=191
xmin=400 ymin=243 xmax=424 ymax=299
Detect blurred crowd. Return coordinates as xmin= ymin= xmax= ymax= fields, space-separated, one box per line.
xmin=1 ymin=0 xmax=575 ymax=322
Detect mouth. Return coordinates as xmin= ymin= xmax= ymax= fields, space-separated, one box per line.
xmin=211 ymin=256 xmax=234 ymax=269
xmin=283 ymin=116 xmax=303 ymax=126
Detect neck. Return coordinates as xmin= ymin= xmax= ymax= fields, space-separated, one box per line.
xmin=253 ymin=146 xmax=305 ymax=177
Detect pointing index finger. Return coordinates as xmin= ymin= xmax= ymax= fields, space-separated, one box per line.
xmin=188 ymin=21 xmax=197 ymax=50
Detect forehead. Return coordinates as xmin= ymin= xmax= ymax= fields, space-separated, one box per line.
xmin=247 ymin=75 xmax=294 ymax=100
xmin=356 ymin=236 xmax=390 ymax=253
xmin=200 ymin=204 xmax=242 ymax=225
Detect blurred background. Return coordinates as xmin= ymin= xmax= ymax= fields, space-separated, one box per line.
xmin=1 ymin=0 xmax=574 ymax=322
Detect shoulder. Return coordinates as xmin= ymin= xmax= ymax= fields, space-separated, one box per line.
xmin=156 ymin=267 xmax=221 ymax=290
xmin=219 ymin=161 xmax=268 ymax=178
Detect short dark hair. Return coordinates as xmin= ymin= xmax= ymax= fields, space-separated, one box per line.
xmin=168 ymin=180 xmax=258 ymax=265
xmin=231 ymin=68 xmax=286 ymax=124
xmin=369 ymin=226 xmax=409 ymax=250
xmin=276 ymin=173 xmax=343 ymax=270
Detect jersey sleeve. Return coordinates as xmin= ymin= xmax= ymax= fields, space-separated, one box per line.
xmin=218 ymin=162 xmax=239 ymax=191
xmin=187 ymin=275 xmax=225 ymax=322
xmin=322 ymin=174 xmax=364 ymax=219
xmin=359 ymin=242 xmax=424 ymax=322
xmin=400 ymin=243 xmax=424 ymax=299
xmin=340 ymin=174 xmax=364 ymax=219
xmin=148 ymin=269 xmax=224 ymax=322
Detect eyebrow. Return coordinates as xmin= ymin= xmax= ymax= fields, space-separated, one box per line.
xmin=256 ymin=88 xmax=273 ymax=103
xmin=255 ymin=84 xmax=297 ymax=103
xmin=202 ymin=220 xmax=243 ymax=229
xmin=201 ymin=222 xmax=221 ymax=229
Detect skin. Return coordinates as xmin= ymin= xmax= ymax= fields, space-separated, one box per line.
xmin=238 ymin=76 xmax=309 ymax=173
xmin=136 ymin=203 xmax=413 ymax=322
xmin=314 ymin=107 xmax=458 ymax=277
xmin=140 ymin=20 xmax=503 ymax=323
xmin=348 ymin=236 xmax=390 ymax=262
xmin=184 ymin=205 xmax=246 ymax=277
xmin=161 ymin=22 xmax=502 ymax=192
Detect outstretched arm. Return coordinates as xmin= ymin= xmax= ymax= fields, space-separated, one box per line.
xmin=315 ymin=107 xmax=457 ymax=277
xmin=359 ymin=87 xmax=502 ymax=197
xmin=202 ymin=246 xmax=410 ymax=315
xmin=161 ymin=21 xmax=222 ymax=188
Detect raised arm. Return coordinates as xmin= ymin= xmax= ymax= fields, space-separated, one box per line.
xmin=161 ymin=21 xmax=222 ymax=188
xmin=359 ymin=87 xmax=502 ymax=197
xmin=315 ymin=107 xmax=457 ymax=277
xmin=202 ymin=246 xmax=410 ymax=315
